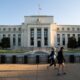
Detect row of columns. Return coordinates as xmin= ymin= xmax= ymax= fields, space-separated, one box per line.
xmin=57 ymin=33 xmax=79 ymax=48
xmin=28 ymin=27 xmax=50 ymax=47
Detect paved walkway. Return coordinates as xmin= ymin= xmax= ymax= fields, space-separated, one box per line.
xmin=0 ymin=64 xmax=80 ymax=80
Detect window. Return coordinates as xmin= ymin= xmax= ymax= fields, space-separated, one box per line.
xmin=62 ymin=34 xmax=65 ymax=45
xmin=78 ymin=34 xmax=80 ymax=38
xmin=30 ymin=28 xmax=34 ymax=46
xmin=3 ymin=34 xmax=6 ymax=37
xmin=37 ymin=28 xmax=41 ymax=39
xmin=8 ymin=28 xmax=11 ymax=31
xmin=18 ymin=37 xmax=21 ymax=46
xmin=62 ymin=28 xmax=64 ymax=31
xmin=73 ymin=34 xmax=75 ymax=37
xmin=13 ymin=34 xmax=15 ymax=37
xmin=30 ymin=37 xmax=34 ymax=46
xmin=3 ymin=28 xmax=6 ymax=31
xmin=67 ymin=28 xmax=70 ymax=31
xmin=8 ymin=34 xmax=10 ymax=37
xmin=67 ymin=34 xmax=70 ymax=38
xmin=13 ymin=38 xmax=16 ymax=46
xmin=57 ymin=34 xmax=60 ymax=45
xmin=30 ymin=28 xmax=34 ymax=37
xmin=18 ymin=34 xmax=21 ymax=46
xmin=72 ymin=28 xmax=75 ymax=31
xmin=77 ymin=28 xmax=80 ymax=31
xmin=13 ymin=28 xmax=16 ymax=31
xmin=18 ymin=28 xmax=21 ymax=31
xmin=44 ymin=28 xmax=48 ymax=46
xmin=57 ymin=28 xmax=59 ymax=31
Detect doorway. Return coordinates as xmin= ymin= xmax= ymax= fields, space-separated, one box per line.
xmin=37 ymin=41 xmax=41 ymax=47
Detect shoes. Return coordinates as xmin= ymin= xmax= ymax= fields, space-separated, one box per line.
xmin=62 ymin=72 xmax=66 ymax=75
xmin=57 ymin=73 xmax=61 ymax=76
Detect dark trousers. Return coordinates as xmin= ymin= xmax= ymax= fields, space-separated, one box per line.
xmin=49 ymin=58 xmax=56 ymax=66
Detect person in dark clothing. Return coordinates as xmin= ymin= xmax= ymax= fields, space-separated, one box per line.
xmin=47 ymin=47 xmax=56 ymax=69
xmin=57 ymin=47 xmax=66 ymax=75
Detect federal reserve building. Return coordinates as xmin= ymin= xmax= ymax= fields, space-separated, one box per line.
xmin=0 ymin=15 xmax=80 ymax=49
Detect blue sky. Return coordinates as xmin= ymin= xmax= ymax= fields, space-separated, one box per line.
xmin=0 ymin=0 xmax=80 ymax=25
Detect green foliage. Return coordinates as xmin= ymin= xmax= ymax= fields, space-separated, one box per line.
xmin=78 ymin=37 xmax=80 ymax=47
xmin=67 ymin=37 xmax=77 ymax=49
xmin=0 ymin=37 xmax=10 ymax=49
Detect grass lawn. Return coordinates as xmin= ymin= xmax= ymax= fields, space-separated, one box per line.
xmin=64 ymin=49 xmax=80 ymax=53
xmin=0 ymin=49 xmax=27 ymax=53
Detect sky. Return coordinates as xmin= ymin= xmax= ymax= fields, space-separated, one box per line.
xmin=0 ymin=0 xmax=80 ymax=25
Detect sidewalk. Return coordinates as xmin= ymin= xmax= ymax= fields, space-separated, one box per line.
xmin=0 ymin=64 xmax=80 ymax=80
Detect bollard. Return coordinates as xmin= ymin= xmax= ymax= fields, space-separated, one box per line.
xmin=0 ymin=55 xmax=6 ymax=64
xmin=24 ymin=55 xmax=28 ymax=64
xmin=69 ymin=55 xmax=75 ymax=63
xmin=36 ymin=55 xmax=39 ymax=64
xmin=12 ymin=55 xmax=17 ymax=64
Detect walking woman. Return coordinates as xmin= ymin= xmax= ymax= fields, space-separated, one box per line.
xmin=57 ymin=47 xmax=66 ymax=75
xmin=47 ymin=47 xmax=56 ymax=69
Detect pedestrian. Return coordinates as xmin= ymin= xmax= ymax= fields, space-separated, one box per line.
xmin=47 ymin=47 xmax=56 ymax=69
xmin=57 ymin=47 xmax=66 ymax=75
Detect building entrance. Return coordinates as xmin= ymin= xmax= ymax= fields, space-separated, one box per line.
xmin=37 ymin=41 xmax=41 ymax=47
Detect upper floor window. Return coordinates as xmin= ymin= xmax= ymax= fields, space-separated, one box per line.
xmin=13 ymin=28 xmax=16 ymax=31
xmin=3 ymin=28 xmax=6 ymax=31
xmin=8 ymin=28 xmax=11 ymax=31
xmin=67 ymin=28 xmax=70 ymax=31
xmin=18 ymin=28 xmax=21 ymax=31
xmin=8 ymin=34 xmax=10 ymax=37
xmin=18 ymin=34 xmax=21 ymax=37
xmin=3 ymin=34 xmax=6 ymax=37
xmin=30 ymin=28 xmax=34 ymax=37
xmin=62 ymin=28 xmax=64 ymax=31
xmin=67 ymin=34 xmax=70 ymax=38
xmin=77 ymin=28 xmax=80 ymax=31
xmin=57 ymin=28 xmax=59 ymax=31
xmin=13 ymin=34 xmax=16 ymax=37
xmin=73 ymin=34 xmax=75 ymax=37
xmin=72 ymin=28 xmax=75 ymax=31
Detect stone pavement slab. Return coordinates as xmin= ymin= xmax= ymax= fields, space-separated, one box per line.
xmin=0 ymin=64 xmax=80 ymax=80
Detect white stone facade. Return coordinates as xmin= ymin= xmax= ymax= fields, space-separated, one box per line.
xmin=0 ymin=15 xmax=80 ymax=49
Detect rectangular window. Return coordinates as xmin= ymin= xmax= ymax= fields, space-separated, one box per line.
xmin=44 ymin=28 xmax=48 ymax=46
xmin=18 ymin=37 xmax=21 ymax=46
xmin=37 ymin=28 xmax=41 ymax=39
xmin=57 ymin=34 xmax=60 ymax=45
xmin=62 ymin=34 xmax=65 ymax=45
xmin=13 ymin=38 xmax=15 ymax=46
xmin=30 ymin=28 xmax=34 ymax=46
xmin=30 ymin=37 xmax=34 ymax=46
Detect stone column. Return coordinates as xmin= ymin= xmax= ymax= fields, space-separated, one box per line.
xmin=10 ymin=34 xmax=13 ymax=49
xmin=65 ymin=34 xmax=68 ymax=48
xmin=28 ymin=28 xmax=30 ymax=47
xmin=48 ymin=27 xmax=50 ymax=47
xmin=41 ymin=27 xmax=44 ymax=47
xmin=75 ymin=33 xmax=78 ymax=41
xmin=60 ymin=34 xmax=62 ymax=47
xmin=34 ymin=28 xmax=37 ymax=47
xmin=16 ymin=34 xmax=18 ymax=48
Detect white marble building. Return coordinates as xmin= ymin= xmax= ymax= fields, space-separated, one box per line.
xmin=0 ymin=15 xmax=80 ymax=49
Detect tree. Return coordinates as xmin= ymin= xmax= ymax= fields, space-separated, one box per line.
xmin=0 ymin=37 xmax=10 ymax=49
xmin=67 ymin=37 xmax=77 ymax=48
xmin=77 ymin=37 xmax=80 ymax=47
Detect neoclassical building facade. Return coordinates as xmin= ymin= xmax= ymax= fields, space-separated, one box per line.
xmin=0 ymin=15 xmax=80 ymax=49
